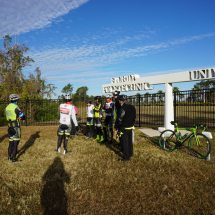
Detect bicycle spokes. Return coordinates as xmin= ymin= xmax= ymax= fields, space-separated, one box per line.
xmin=188 ymin=134 xmax=211 ymax=159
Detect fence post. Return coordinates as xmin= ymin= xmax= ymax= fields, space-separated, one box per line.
xmin=25 ymin=100 xmax=28 ymax=127
xmin=139 ymin=95 xmax=141 ymax=127
xmin=174 ymin=91 xmax=176 ymax=122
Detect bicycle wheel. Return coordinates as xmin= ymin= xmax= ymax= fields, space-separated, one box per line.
xmin=159 ymin=130 xmax=177 ymax=152
xmin=188 ymin=133 xmax=211 ymax=159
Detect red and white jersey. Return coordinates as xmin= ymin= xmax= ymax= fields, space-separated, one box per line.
xmin=59 ymin=103 xmax=78 ymax=126
xmin=103 ymin=100 xmax=114 ymax=116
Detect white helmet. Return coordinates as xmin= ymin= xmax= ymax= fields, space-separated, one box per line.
xmin=9 ymin=94 xmax=19 ymax=101
xmin=106 ymin=94 xmax=111 ymax=99
xmin=65 ymin=93 xmax=72 ymax=100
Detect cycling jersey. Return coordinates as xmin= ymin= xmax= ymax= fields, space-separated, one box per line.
xmin=94 ymin=103 xmax=101 ymax=118
xmin=6 ymin=103 xmax=24 ymax=123
xmin=103 ymin=100 xmax=114 ymax=116
xmin=87 ymin=104 xmax=94 ymax=118
xmin=59 ymin=103 xmax=77 ymax=126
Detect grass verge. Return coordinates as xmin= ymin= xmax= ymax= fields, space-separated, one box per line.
xmin=0 ymin=126 xmax=215 ymax=214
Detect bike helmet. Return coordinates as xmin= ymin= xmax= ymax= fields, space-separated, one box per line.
xmin=9 ymin=94 xmax=19 ymax=101
xmin=65 ymin=93 xmax=72 ymax=100
xmin=106 ymin=94 xmax=112 ymax=99
xmin=113 ymin=90 xmax=120 ymax=96
xmin=95 ymin=96 xmax=102 ymax=102
xmin=86 ymin=98 xmax=92 ymax=104
xmin=118 ymin=94 xmax=127 ymax=101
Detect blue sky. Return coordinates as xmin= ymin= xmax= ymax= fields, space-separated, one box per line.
xmin=1 ymin=0 xmax=215 ymax=98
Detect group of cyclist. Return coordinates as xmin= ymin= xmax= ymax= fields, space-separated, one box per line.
xmin=85 ymin=94 xmax=115 ymax=144
xmin=5 ymin=90 xmax=136 ymax=162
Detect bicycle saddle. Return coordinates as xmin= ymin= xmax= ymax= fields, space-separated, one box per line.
xmin=170 ymin=121 xmax=179 ymax=125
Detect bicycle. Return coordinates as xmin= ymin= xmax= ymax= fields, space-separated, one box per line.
xmin=159 ymin=121 xmax=211 ymax=159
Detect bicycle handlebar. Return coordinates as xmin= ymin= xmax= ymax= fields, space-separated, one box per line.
xmin=193 ymin=124 xmax=207 ymax=131
xmin=170 ymin=121 xmax=207 ymax=131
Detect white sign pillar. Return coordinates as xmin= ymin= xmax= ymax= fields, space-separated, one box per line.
xmin=164 ymin=83 xmax=174 ymax=130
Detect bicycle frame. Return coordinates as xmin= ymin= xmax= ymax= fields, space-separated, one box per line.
xmin=174 ymin=123 xmax=200 ymax=146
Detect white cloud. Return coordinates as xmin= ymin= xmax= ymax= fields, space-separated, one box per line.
xmin=0 ymin=0 xmax=89 ymax=37
xmin=25 ymin=32 xmax=215 ymax=82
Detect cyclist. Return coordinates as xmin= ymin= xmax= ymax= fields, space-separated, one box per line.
xmin=5 ymin=94 xmax=25 ymax=162
xmin=56 ymin=93 xmax=77 ymax=154
xmin=102 ymin=94 xmax=114 ymax=143
xmin=115 ymin=94 xmax=136 ymax=162
xmin=86 ymin=98 xmax=94 ymax=139
xmin=92 ymin=96 xmax=104 ymax=142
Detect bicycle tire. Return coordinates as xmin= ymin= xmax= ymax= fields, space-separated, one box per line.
xmin=188 ymin=133 xmax=211 ymax=159
xmin=159 ymin=130 xmax=177 ymax=152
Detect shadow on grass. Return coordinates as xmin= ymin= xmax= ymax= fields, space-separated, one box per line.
xmin=17 ymin=131 xmax=40 ymax=159
xmin=0 ymin=133 xmax=8 ymax=142
xmin=41 ymin=157 xmax=70 ymax=215
xmin=138 ymin=133 xmax=160 ymax=147
xmin=102 ymin=138 xmax=121 ymax=154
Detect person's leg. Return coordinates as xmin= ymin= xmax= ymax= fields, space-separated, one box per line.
xmin=63 ymin=135 xmax=71 ymax=154
xmin=120 ymin=128 xmax=130 ymax=160
xmin=12 ymin=141 xmax=19 ymax=160
xmin=86 ymin=119 xmax=90 ymax=138
xmin=120 ymin=137 xmax=122 ymax=151
xmin=94 ymin=118 xmax=103 ymax=141
xmin=102 ymin=116 xmax=110 ymax=142
xmin=10 ymin=127 xmax=21 ymax=162
xmin=56 ymin=135 xmax=63 ymax=152
xmin=8 ymin=140 xmax=14 ymax=160
xmin=108 ymin=127 xmax=113 ymax=144
xmin=94 ymin=126 xmax=100 ymax=140
xmin=90 ymin=125 xmax=94 ymax=138
xmin=102 ymin=126 xmax=107 ymax=142
xmin=128 ymin=130 xmax=133 ymax=157
xmin=56 ymin=125 xmax=63 ymax=152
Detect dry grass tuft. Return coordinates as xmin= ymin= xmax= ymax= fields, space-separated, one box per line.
xmin=0 ymin=126 xmax=215 ymax=214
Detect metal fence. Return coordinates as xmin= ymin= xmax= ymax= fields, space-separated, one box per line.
xmin=174 ymin=88 xmax=215 ymax=128
xmin=0 ymin=89 xmax=215 ymax=129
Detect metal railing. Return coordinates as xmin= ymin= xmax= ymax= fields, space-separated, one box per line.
xmin=0 ymin=89 xmax=215 ymax=129
xmin=174 ymin=88 xmax=215 ymax=128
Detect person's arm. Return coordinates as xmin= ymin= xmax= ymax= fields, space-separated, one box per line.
xmin=94 ymin=103 xmax=101 ymax=112
xmin=74 ymin=106 xmax=78 ymax=115
xmin=115 ymin=108 xmax=125 ymax=129
xmin=15 ymin=108 xmax=25 ymax=120
xmin=71 ymin=107 xmax=78 ymax=126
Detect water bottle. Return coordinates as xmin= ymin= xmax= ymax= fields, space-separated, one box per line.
xmin=179 ymin=132 xmax=182 ymax=139
xmin=182 ymin=133 xmax=188 ymax=139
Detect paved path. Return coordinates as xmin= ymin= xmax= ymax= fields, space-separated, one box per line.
xmin=139 ymin=128 xmax=190 ymax=137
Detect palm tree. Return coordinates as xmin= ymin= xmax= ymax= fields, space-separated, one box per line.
xmin=157 ymin=90 xmax=164 ymax=102
xmin=191 ymin=84 xmax=201 ymax=102
xmin=136 ymin=93 xmax=143 ymax=103
xmin=144 ymin=92 xmax=151 ymax=103
xmin=173 ymin=87 xmax=184 ymax=101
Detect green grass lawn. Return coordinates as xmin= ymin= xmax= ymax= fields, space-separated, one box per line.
xmin=0 ymin=126 xmax=215 ymax=214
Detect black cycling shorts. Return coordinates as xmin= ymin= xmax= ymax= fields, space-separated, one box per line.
xmin=103 ymin=116 xmax=113 ymax=128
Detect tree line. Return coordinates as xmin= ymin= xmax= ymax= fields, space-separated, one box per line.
xmin=1 ymin=34 xmax=215 ymax=103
